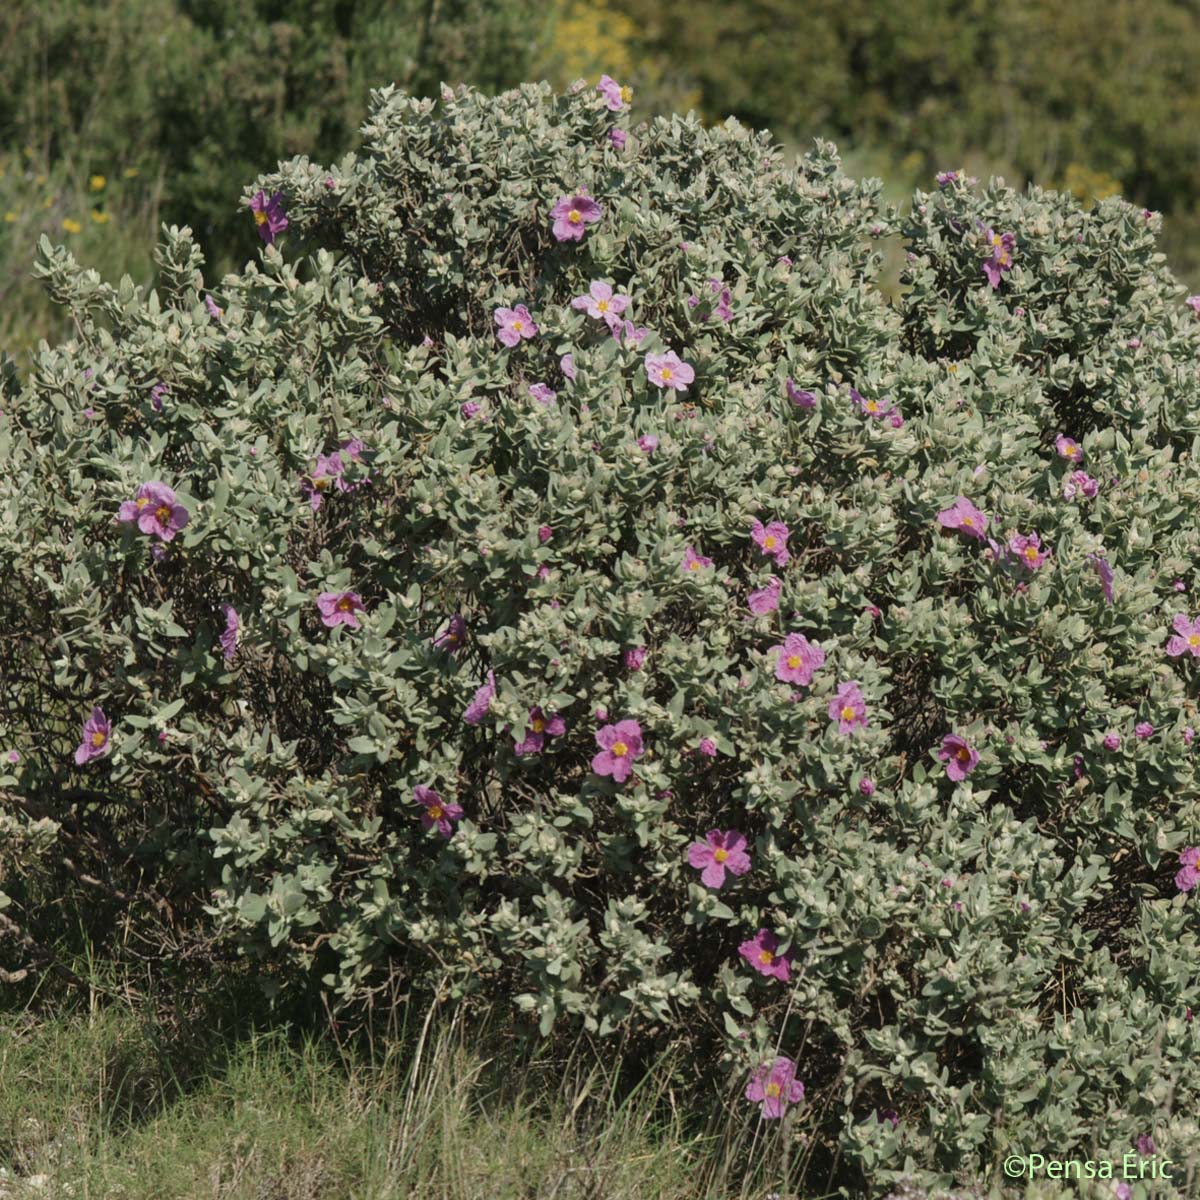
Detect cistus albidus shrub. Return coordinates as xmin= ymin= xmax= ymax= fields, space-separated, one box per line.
xmin=3 ymin=80 xmax=1200 ymax=1193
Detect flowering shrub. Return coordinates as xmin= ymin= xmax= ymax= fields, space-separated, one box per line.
xmin=3 ymin=79 xmax=1200 ymax=1193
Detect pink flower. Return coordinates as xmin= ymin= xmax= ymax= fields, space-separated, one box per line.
xmin=859 ymin=777 xmax=875 ymax=796
xmin=623 ymin=646 xmax=647 ymax=670
xmin=551 ymin=189 xmax=602 ymax=242
xmin=745 ymin=1056 xmax=805 ymax=1120
xmin=495 ymin=305 xmax=538 ymax=347
xmin=829 ymin=681 xmax=868 ymax=734
xmin=560 ymin=353 xmax=577 ymax=380
xmin=1166 ymin=613 xmax=1200 ymax=658
xmin=414 ymin=785 xmax=463 ymax=838
xmin=609 ymin=128 xmax=627 ymax=150
xmin=937 ymin=733 xmax=979 ymax=782
xmin=697 ymin=737 xmax=717 ymax=758
xmin=773 ymin=633 xmax=825 ymax=686
xmin=571 ymin=280 xmax=631 ymax=320
xmin=1187 ymin=296 xmax=1200 ymax=316
xmin=1175 ymin=847 xmax=1200 ymax=893
xmin=74 ymin=706 xmax=112 ymax=765
xmin=537 ymin=525 xmax=553 ymax=544
xmin=249 ymin=190 xmax=288 ymax=244
xmin=1009 ymin=532 xmax=1049 ymax=571
xmin=681 ymin=545 xmax=713 ymax=573
xmin=205 ymin=294 xmax=223 ymax=320
xmin=936 ymin=496 xmax=990 ymax=540
xmin=637 ymin=434 xmax=658 ymax=454
xmin=739 ymin=929 xmax=791 ymax=981
xmin=687 ymin=829 xmax=751 ymax=888
xmin=1135 ymin=721 xmax=1154 ymax=740
xmin=592 ymin=718 xmax=644 ymax=783
xmin=460 ymin=400 xmax=481 ymax=419
xmin=748 ymin=576 xmax=782 ymax=615
xmin=512 ymin=706 xmax=566 ymax=756
xmin=150 ymin=382 xmax=169 ymax=412
xmin=608 ymin=315 xmax=649 ymax=346
xmin=529 ymin=383 xmax=557 ymax=405
xmin=1102 ymin=732 xmax=1121 ymax=751
xmin=1089 ymin=554 xmax=1115 ymax=604
xmin=1055 ymin=435 xmax=1084 ymax=463
xmin=597 ymin=74 xmax=633 ymax=111
xmin=433 ymin=614 xmax=467 ymax=653
xmin=117 ymin=481 xmax=190 ymax=542
xmin=1063 ymin=470 xmax=1099 ymax=500
xmin=5 ymin=749 xmax=19 ymax=764
xmin=645 ymin=351 xmax=695 ymax=392
xmin=785 ymin=378 xmax=817 ymax=409
xmin=463 ymin=670 xmax=496 ymax=725
xmin=300 ymin=452 xmax=344 ymax=511
xmin=317 ymin=590 xmax=365 ymax=629
xmin=750 ymin=519 xmax=790 ymax=566
xmin=982 ymin=228 xmax=1016 ymax=288
xmin=852 ymin=387 xmax=894 ymax=420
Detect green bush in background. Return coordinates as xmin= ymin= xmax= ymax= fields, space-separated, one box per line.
xmin=5 ymin=78 xmax=1200 ymax=1193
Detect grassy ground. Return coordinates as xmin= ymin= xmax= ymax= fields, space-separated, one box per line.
xmin=0 ymin=981 xmax=815 ymax=1200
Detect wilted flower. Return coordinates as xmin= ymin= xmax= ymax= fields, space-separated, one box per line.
xmin=150 ymin=382 xmax=169 ymax=412
xmin=74 ymin=706 xmax=112 ymax=765
xmin=687 ymin=829 xmax=750 ymax=887
xmin=117 ymin=481 xmax=190 ymax=542
xmin=529 ymin=383 xmax=557 ymax=405
xmin=559 ymin=353 xmax=577 ymax=380
xmin=317 ymin=591 xmax=365 ymax=629
xmin=744 ymin=1057 xmax=805 ymax=1119
xmin=1187 ymin=296 xmax=1200 ymax=316
xmin=739 ymin=929 xmax=792 ymax=981
xmin=609 ymin=128 xmax=627 ymax=150
xmin=748 ymin=576 xmax=782 ymax=615
xmin=414 ymin=785 xmax=463 ymax=838
xmin=434 ymin=613 xmax=468 ymax=654
xmin=249 ymin=190 xmax=288 ymax=243
xmin=1063 ymin=470 xmax=1099 ymax=500
xmin=301 ymin=452 xmax=343 ymax=511
xmin=494 ymin=305 xmax=539 ymax=347
xmin=219 ymin=604 xmax=239 ymax=662
xmin=463 ymin=670 xmax=496 ymax=725
xmin=204 ymin=294 xmax=222 ymax=320
xmin=785 ymin=378 xmax=817 ymax=408
xmin=592 ymin=718 xmax=644 ymax=783
xmin=853 ymin=387 xmax=894 ymax=420
xmin=936 ymin=170 xmax=959 ymax=186
xmin=551 ymin=189 xmax=602 ymax=242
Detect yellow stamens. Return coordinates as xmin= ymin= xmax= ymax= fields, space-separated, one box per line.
xmin=841 ymin=705 xmax=857 ymax=721
xmin=661 ymin=367 xmax=673 ymax=380
xmin=254 ymin=210 xmax=268 ymax=225
xmin=611 ymin=741 xmax=628 ymax=757
xmin=531 ymin=718 xmax=545 ymax=733
xmin=786 ymin=655 xmax=802 ymax=670
xmin=427 ymin=803 xmax=443 ymax=821
xmin=337 ymin=597 xmax=353 ymax=612
xmin=764 ymin=535 xmax=777 ymax=549
xmin=568 ymin=210 xmax=582 ymax=224
xmin=758 ymin=949 xmax=774 ymax=964
xmin=91 ymin=730 xmax=106 ymax=747
xmin=713 ymin=848 xmax=728 ymax=863
xmin=155 ymin=504 xmax=171 ymax=523
xmin=765 ymin=1082 xmax=782 ymax=1098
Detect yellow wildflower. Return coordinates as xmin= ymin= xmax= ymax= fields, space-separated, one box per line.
xmin=3 ymin=211 xmax=17 ymax=223
xmin=123 ymin=167 xmax=139 ymax=178
xmin=62 ymin=218 xmax=82 ymax=234
xmin=90 ymin=174 xmax=106 ymax=191
xmin=91 ymin=210 xmax=110 ymax=224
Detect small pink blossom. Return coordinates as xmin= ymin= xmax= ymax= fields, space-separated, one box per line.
xmin=773 ymin=633 xmax=825 ymax=686
xmin=1166 ymin=612 xmax=1200 ymax=658
xmin=936 ymin=496 xmax=989 ymax=540
xmin=739 ymin=929 xmax=791 ymax=981
xmin=687 ymin=829 xmax=750 ymax=888
xmin=681 ymin=545 xmax=713 ymax=573
xmin=571 ymin=280 xmax=631 ymax=320
xmin=744 ymin=1056 xmax=805 ymax=1119
xmin=494 ymin=305 xmax=538 ymax=347
xmin=829 ymin=681 xmax=868 ymax=734
xmin=317 ymin=590 xmax=365 ymax=629
xmin=645 ymin=351 xmax=695 ymax=392
xmin=748 ymin=576 xmax=782 ymax=615
xmin=414 ymin=785 xmax=463 ymax=838
xmin=592 ymin=718 xmax=644 ymax=783
xmin=551 ymin=189 xmax=602 ymax=242
xmin=750 ymin=519 xmax=790 ymax=567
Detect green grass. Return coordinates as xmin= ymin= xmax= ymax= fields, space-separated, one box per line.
xmin=0 ymin=984 xmax=822 ymax=1200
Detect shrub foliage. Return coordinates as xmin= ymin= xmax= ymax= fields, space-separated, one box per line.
xmin=3 ymin=81 xmax=1200 ymax=1191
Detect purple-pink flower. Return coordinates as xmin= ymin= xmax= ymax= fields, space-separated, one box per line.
xmin=463 ymin=670 xmax=496 ymax=725
xmin=433 ymin=613 xmax=467 ymax=654
xmin=645 ymin=351 xmax=695 ymax=392
xmin=773 ymin=633 xmax=825 ymax=686
xmin=301 ymin=452 xmax=343 ymax=511
xmin=739 ymin=929 xmax=791 ymax=982
xmin=608 ymin=315 xmax=649 ymax=347
xmin=592 ymin=718 xmax=643 ymax=783
xmin=609 ymin=128 xmax=627 ymax=151
xmin=117 ymin=481 xmax=190 ymax=542
xmin=829 ymin=681 xmax=868 ymax=734
xmin=150 ymin=382 xmax=169 ymax=412
xmin=560 ymin=353 xmax=577 ymax=380
xmin=74 ymin=706 xmax=112 ymax=765
xmin=512 ymin=706 xmax=566 ymax=756
xmin=1062 ymin=470 xmax=1099 ymax=500
xmin=597 ymin=74 xmax=633 ymax=111
xmin=937 ymin=733 xmax=979 ymax=782
xmin=748 ymin=576 xmax=782 ymax=615
xmin=1055 ymin=435 xmax=1084 ymax=464
xmin=1187 ymin=296 xmax=1200 ymax=316
xmin=529 ymin=382 xmax=557 ymax=405
xmin=853 ymin=388 xmax=894 ymax=420
xmin=414 ymin=785 xmax=463 ymax=838
xmin=494 ymin=305 xmax=538 ymax=347
xmin=1175 ymin=847 xmax=1200 ymax=893
xmin=982 ymin=229 xmax=1016 ymax=288
xmin=249 ymin=190 xmax=288 ymax=244
xmin=745 ymin=1056 xmax=805 ymax=1120
xmin=317 ymin=590 xmax=365 ymax=629
xmin=637 ymin=434 xmax=658 ymax=454
xmin=681 ymin=545 xmax=713 ymax=574
xmin=750 ymin=519 xmax=790 ymax=567
xmin=786 ymin=378 xmax=817 ymax=408
xmin=687 ymin=829 xmax=751 ymax=888
xmin=1009 ymin=532 xmax=1049 ymax=571
xmin=1102 ymin=732 xmax=1121 ymax=751
xmin=572 ymin=280 xmax=631 ymax=320
xmin=205 ymin=294 xmax=223 ymax=320
xmin=936 ymin=496 xmax=989 ymax=540
xmin=219 ymin=604 xmax=240 ymax=663
xmin=1136 ymin=721 xmax=1154 ymax=740
xmin=1166 ymin=613 xmax=1200 ymax=658
xmin=623 ymin=646 xmax=647 ymax=671
xmin=551 ymin=189 xmax=602 ymax=242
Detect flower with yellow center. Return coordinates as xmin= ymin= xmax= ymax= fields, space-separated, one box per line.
xmin=91 ymin=211 xmax=110 ymax=224
xmin=787 ymin=654 xmax=802 ymax=670
xmin=713 ymin=847 xmax=729 ymax=863
xmin=336 ymin=596 xmax=354 ymax=612
xmin=531 ymin=717 xmax=545 ymax=733
xmin=841 ymin=705 xmax=857 ymax=721
xmin=254 ymin=209 xmax=268 ymax=227
xmin=568 ymin=210 xmax=582 ymax=225
xmin=426 ymin=803 xmax=443 ymax=822
xmin=611 ymin=740 xmax=628 ymax=757
xmin=765 ymin=1082 xmax=782 ymax=1099
xmin=764 ymin=535 xmax=777 ymax=549
xmin=91 ymin=730 xmax=107 ymax=747
xmin=758 ymin=949 xmax=774 ymax=965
